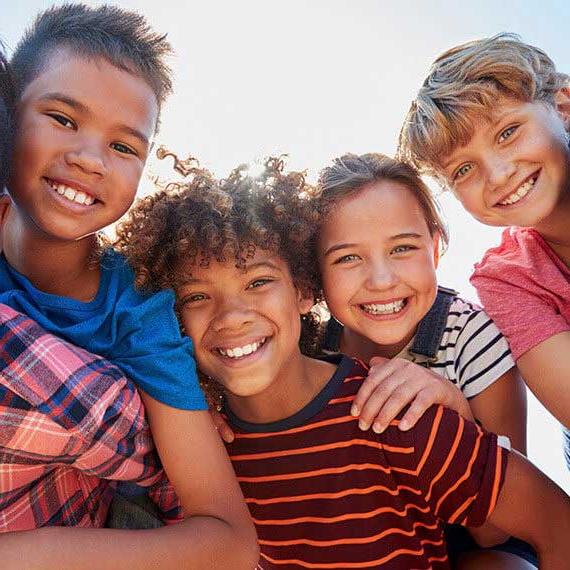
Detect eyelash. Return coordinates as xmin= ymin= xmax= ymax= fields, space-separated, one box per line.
xmin=247 ymin=278 xmax=273 ymax=289
xmin=391 ymin=245 xmax=416 ymax=254
xmin=453 ymin=163 xmax=473 ymax=181
xmin=333 ymin=254 xmax=360 ymax=264
xmin=47 ymin=113 xmax=137 ymax=157
xmin=47 ymin=112 xmax=75 ymax=129
xmin=498 ymin=124 xmax=518 ymax=143
xmin=111 ymin=142 xmax=137 ymax=156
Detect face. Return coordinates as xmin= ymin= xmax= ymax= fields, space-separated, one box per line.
xmin=176 ymin=248 xmax=313 ymax=404
xmin=8 ymin=48 xmax=158 ymax=242
xmin=440 ymin=95 xmax=570 ymax=230
xmin=318 ymin=182 xmax=439 ymax=357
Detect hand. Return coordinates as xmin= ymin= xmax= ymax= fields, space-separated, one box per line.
xmin=210 ymin=408 xmax=235 ymax=443
xmin=352 ymin=356 xmax=474 ymax=433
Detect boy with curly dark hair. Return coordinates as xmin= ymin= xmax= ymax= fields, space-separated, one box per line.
xmin=118 ymin=154 xmax=570 ymax=569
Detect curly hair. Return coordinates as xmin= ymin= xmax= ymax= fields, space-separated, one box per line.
xmin=115 ymin=153 xmax=323 ymax=357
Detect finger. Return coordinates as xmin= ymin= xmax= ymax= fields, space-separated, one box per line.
xmin=371 ymin=381 xmax=431 ymax=433
xmin=398 ymin=390 xmax=436 ymax=431
xmin=357 ymin=374 xmax=407 ymax=430
xmin=210 ymin=409 xmax=235 ymax=443
xmin=368 ymin=355 xmax=390 ymax=368
xmin=352 ymin=360 xmax=395 ymax=417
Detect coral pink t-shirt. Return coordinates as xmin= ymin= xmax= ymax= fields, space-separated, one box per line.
xmin=470 ymin=227 xmax=570 ymax=361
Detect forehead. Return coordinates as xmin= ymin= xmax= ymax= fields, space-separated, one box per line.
xmin=321 ymin=181 xmax=431 ymax=240
xmin=438 ymin=96 xmax=538 ymax=169
xmin=21 ymin=48 xmax=159 ymax=136
xmin=177 ymin=247 xmax=291 ymax=283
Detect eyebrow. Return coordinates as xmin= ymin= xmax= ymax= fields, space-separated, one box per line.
xmin=39 ymin=92 xmax=150 ymax=147
xmin=177 ymin=260 xmax=284 ymax=287
xmin=322 ymin=243 xmax=357 ymax=257
xmin=389 ymin=232 xmax=423 ymax=240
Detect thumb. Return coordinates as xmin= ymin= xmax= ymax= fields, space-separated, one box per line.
xmin=369 ymin=355 xmax=390 ymax=367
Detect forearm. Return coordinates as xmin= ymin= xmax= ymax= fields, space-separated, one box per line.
xmin=1 ymin=517 xmax=258 ymax=570
xmin=489 ymin=450 xmax=570 ymax=567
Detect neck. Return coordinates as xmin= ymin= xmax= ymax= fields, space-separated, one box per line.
xmin=535 ymin=188 xmax=570 ymax=267
xmin=226 ymin=354 xmax=335 ymax=424
xmin=2 ymin=207 xmax=101 ymax=301
xmin=340 ymin=326 xmax=412 ymax=362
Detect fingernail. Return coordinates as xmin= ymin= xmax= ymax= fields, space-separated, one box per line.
xmin=358 ymin=420 xmax=369 ymax=431
xmin=351 ymin=404 xmax=359 ymax=417
xmin=399 ymin=420 xmax=409 ymax=431
xmin=372 ymin=423 xmax=383 ymax=433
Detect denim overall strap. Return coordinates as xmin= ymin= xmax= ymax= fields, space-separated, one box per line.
xmin=410 ymin=286 xmax=458 ymax=360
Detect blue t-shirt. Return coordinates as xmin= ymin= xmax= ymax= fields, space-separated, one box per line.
xmin=0 ymin=250 xmax=207 ymax=411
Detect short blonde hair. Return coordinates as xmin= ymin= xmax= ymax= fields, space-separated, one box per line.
xmin=398 ymin=33 xmax=569 ymax=180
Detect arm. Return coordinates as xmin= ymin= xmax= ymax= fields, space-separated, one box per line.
xmin=0 ymin=399 xmax=258 ymax=570
xmin=468 ymin=368 xmax=527 ymax=454
xmin=487 ymin=450 xmax=570 ymax=569
xmin=464 ymin=368 xmax=527 ymax=547
xmin=140 ymin=393 xmax=258 ymax=569
xmin=517 ymin=332 xmax=570 ymax=429
xmin=352 ymin=357 xmax=474 ymax=433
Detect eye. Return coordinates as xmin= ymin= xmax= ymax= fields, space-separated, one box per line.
xmin=47 ymin=112 xmax=75 ymax=129
xmin=247 ymin=278 xmax=273 ymax=289
xmin=391 ymin=244 xmax=416 ymax=255
xmin=333 ymin=253 xmax=361 ymax=264
xmin=111 ymin=142 xmax=137 ymax=156
xmin=498 ymin=125 xmax=518 ymax=143
xmin=453 ymin=163 xmax=473 ymax=181
xmin=179 ymin=292 xmax=208 ymax=305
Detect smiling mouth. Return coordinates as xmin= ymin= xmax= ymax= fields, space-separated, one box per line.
xmin=360 ymin=299 xmax=407 ymax=315
xmin=498 ymin=174 xmax=537 ymax=206
xmin=216 ymin=337 xmax=268 ymax=359
xmin=45 ymin=178 xmax=96 ymax=206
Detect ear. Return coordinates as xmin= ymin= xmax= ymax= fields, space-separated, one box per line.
xmin=432 ymin=232 xmax=441 ymax=269
xmin=0 ymin=194 xmax=11 ymax=254
xmin=554 ymin=87 xmax=570 ymax=130
xmin=297 ymin=288 xmax=315 ymax=315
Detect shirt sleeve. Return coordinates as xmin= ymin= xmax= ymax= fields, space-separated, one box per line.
xmin=450 ymin=303 xmax=514 ymax=399
xmin=111 ymin=286 xmax=207 ymax=411
xmin=385 ymin=405 xmax=508 ymax=528
xmin=472 ymin=264 xmax=570 ymax=362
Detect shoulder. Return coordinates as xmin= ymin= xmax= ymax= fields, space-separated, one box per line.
xmin=0 ymin=305 xmax=135 ymax=423
xmin=472 ymin=227 xmax=548 ymax=281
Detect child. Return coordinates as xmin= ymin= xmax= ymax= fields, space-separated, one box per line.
xmin=314 ymin=152 xmax=534 ymax=567
xmin=119 ymin=155 xmax=570 ymax=569
xmin=397 ymin=33 xmax=570 ymax=466
xmin=0 ymin=5 xmax=257 ymax=569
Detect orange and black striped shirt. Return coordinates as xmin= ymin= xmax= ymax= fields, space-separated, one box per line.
xmin=225 ymin=355 xmax=508 ymax=569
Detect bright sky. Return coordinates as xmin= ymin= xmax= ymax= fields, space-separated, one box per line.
xmin=3 ymin=0 xmax=569 ymax=489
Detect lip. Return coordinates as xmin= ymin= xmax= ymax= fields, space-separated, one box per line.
xmin=44 ymin=176 xmax=100 ymax=204
xmin=494 ymin=170 xmax=539 ymax=208
xmin=356 ymin=297 xmax=410 ymax=321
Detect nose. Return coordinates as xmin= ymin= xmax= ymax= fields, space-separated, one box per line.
xmin=212 ymin=295 xmax=254 ymax=333
xmin=485 ymin=154 xmax=516 ymax=191
xmin=365 ymin=257 xmax=397 ymax=291
xmin=64 ymin=136 xmax=107 ymax=176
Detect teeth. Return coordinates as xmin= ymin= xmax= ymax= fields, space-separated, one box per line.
xmin=361 ymin=299 xmax=405 ymax=315
xmin=500 ymin=177 xmax=535 ymax=206
xmin=218 ymin=338 xmax=266 ymax=359
xmin=47 ymin=179 xmax=95 ymax=206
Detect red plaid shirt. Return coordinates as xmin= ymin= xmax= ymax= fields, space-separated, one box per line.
xmin=0 ymin=304 xmax=180 ymax=531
